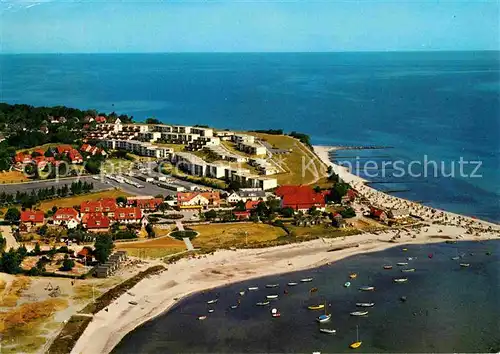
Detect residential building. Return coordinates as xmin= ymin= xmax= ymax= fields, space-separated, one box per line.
xmin=236 ymin=141 xmax=267 ymax=155
xmin=233 ymin=211 xmax=251 ymax=220
xmin=388 ymin=209 xmax=410 ymax=219
xmin=231 ymin=134 xmax=255 ymax=144
xmin=370 ymin=207 xmax=388 ymax=222
xmin=227 ymin=189 xmax=267 ymax=203
xmin=276 ymin=185 xmax=326 ymax=212
xmin=177 ymin=191 xmax=220 ymax=209
xmin=103 ymin=139 xmax=173 ymax=159
xmin=113 ymin=207 xmax=143 ymax=223
xmin=83 ymin=213 xmax=111 ymax=231
xmin=81 ymin=198 xmax=117 ymax=215
xmin=127 ymin=196 xmax=164 ymax=211
xmin=53 ymin=207 xmax=80 ymax=226
xmin=20 ymin=210 xmax=44 ymax=225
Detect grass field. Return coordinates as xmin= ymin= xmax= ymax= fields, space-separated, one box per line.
xmin=37 ymin=189 xmax=132 ymax=212
xmin=0 ymin=171 xmax=29 ymax=184
xmin=286 ymin=223 xmax=360 ymax=240
xmin=116 ymin=228 xmax=186 ymax=259
xmin=249 ymin=133 xmax=327 ymax=185
xmin=191 ymin=223 xmax=287 ymax=249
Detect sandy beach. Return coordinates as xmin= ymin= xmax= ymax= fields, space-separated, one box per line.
xmin=70 ymin=146 xmax=500 ymax=354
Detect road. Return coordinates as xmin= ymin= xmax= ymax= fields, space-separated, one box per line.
xmin=0 ymin=225 xmax=19 ymax=250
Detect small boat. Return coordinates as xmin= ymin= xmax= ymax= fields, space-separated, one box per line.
xmin=344 ymin=281 xmax=351 ymax=288
xmin=356 ymin=302 xmax=374 ymax=307
xmin=350 ymin=311 xmax=368 ymax=316
xmin=428 ymin=253 xmax=433 ymax=259
xmin=266 ymin=284 xmax=279 ymax=288
xmin=256 ymin=301 xmax=270 ymax=306
xmin=319 ymin=328 xmax=337 ymax=334
xmin=266 ymin=294 xmax=279 ymax=299
xmin=402 ymin=248 xmax=408 ymax=252
xmin=460 ymin=263 xmax=470 ymax=268
xmin=486 ymin=251 xmax=492 ymax=256
xmin=239 ymin=291 xmax=245 ymax=296
xmin=401 ymin=268 xmax=415 ymax=273
xmin=287 ymin=282 xmax=298 ymax=286
xmin=451 ymin=256 xmax=460 ymax=261
xmin=349 ymin=273 xmax=357 ymax=279
xmin=394 ymin=278 xmax=408 ymax=283
xmin=383 ymin=265 xmax=393 ymax=270
xmin=308 ymin=304 xmax=325 ymax=310
xmin=248 ymin=287 xmax=259 ymax=291
xmin=208 ymin=309 xmax=214 ymax=313
xmin=397 ymin=262 xmax=408 ymax=266
xmin=300 ymin=278 xmax=313 ymax=282
xmin=230 ymin=305 xmax=238 ymax=309
xmin=271 ymin=308 xmax=281 ymax=318
xmin=128 ymin=301 xmax=138 ymax=305
xmin=350 ymin=325 xmax=362 ymax=349
xmin=359 ymin=286 xmax=375 ymax=291
xmin=207 ymin=299 xmax=218 ymax=304
xmin=198 ymin=315 xmax=207 ymax=320
xmin=316 ymin=301 xmax=331 ymax=323
xmin=400 ymin=296 xmax=407 ymax=302
xmin=407 ymin=257 xmax=414 ymax=261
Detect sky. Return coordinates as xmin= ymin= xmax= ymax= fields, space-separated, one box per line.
xmin=0 ymin=0 xmax=498 ymax=53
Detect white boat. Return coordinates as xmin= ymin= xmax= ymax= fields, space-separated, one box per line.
xmin=256 ymin=301 xmax=270 ymax=306
xmin=248 ymin=287 xmax=259 ymax=291
xmin=401 ymin=268 xmax=415 ymax=273
xmin=397 ymin=262 xmax=408 ymax=266
xmin=350 ymin=311 xmax=368 ymax=316
xmin=319 ymin=328 xmax=336 ymax=334
xmin=317 ymin=314 xmax=332 ymax=323
xmin=407 ymin=257 xmax=414 ymax=261
xmin=271 ymin=308 xmax=281 ymax=318
xmin=239 ymin=291 xmax=246 ymax=296
xmin=355 ymin=302 xmax=374 ymax=307
xmin=300 ymin=278 xmax=313 ymax=282
xmin=207 ymin=299 xmax=218 ymax=304
xmin=344 ymin=281 xmax=351 ymax=288
xmin=394 ymin=278 xmax=408 ymax=283
xmin=451 ymin=256 xmax=460 ymax=261
xmin=287 ymin=282 xmax=298 ymax=286
xmin=230 ymin=305 xmax=238 ymax=309
xmin=266 ymin=284 xmax=279 ymax=288
xmin=208 ymin=309 xmax=214 ymax=313
xmin=198 ymin=315 xmax=207 ymax=320
xmin=266 ymin=294 xmax=279 ymax=299
xmin=460 ymin=263 xmax=470 ymax=268
xmin=359 ymin=286 xmax=375 ymax=291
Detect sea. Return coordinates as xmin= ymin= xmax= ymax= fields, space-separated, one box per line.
xmin=0 ymin=52 xmax=498 ymax=222
xmin=111 ymin=241 xmax=500 ymax=353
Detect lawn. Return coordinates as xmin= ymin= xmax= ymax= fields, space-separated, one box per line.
xmin=286 ymin=223 xmax=360 ymax=240
xmin=101 ymin=158 xmax=134 ymax=174
xmin=116 ymin=229 xmax=187 ymax=259
xmin=0 ymin=171 xmax=29 ymax=184
xmin=37 ymin=189 xmax=132 ymax=212
xmin=191 ymin=223 xmax=287 ymax=249
xmin=249 ymin=133 xmax=327 ymax=185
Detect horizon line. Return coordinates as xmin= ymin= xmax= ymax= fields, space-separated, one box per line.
xmin=1 ymin=49 xmax=499 ymax=55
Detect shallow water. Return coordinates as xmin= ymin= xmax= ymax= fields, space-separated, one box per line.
xmin=112 ymin=240 xmax=500 ymax=353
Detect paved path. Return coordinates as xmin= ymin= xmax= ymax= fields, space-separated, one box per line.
xmin=0 ymin=225 xmax=18 ymax=250
xmin=175 ymin=220 xmax=194 ymax=251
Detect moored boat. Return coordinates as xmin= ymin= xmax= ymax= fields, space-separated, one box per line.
xmin=300 ymin=278 xmax=313 ymax=282
xmin=350 ymin=325 xmax=362 ymax=349
xmin=207 ymin=299 xmax=218 ymax=304
xmin=383 ymin=265 xmax=393 ymax=270
xmin=344 ymin=281 xmax=351 ymax=288
xmin=397 ymin=262 xmax=408 ymax=266
xmin=266 ymin=284 xmax=279 ymax=288
xmin=460 ymin=263 xmax=470 ymax=268
xmin=287 ymin=282 xmax=298 ymax=286
xmin=271 ymin=308 xmax=281 ymax=318
xmin=349 ymin=273 xmax=358 ymax=279
xmin=451 ymin=256 xmax=460 ymax=260
xmin=356 ymin=302 xmax=374 ymax=307
xmin=394 ymin=277 xmax=408 ymax=283
xmin=208 ymin=309 xmax=214 ymax=313
xmin=350 ymin=311 xmax=368 ymax=316
xmin=308 ymin=304 xmax=325 ymax=310
xmin=266 ymin=294 xmax=279 ymax=299
xmin=401 ymin=268 xmax=415 ymax=273
xmin=239 ymin=291 xmax=245 ymax=296
xmin=319 ymin=328 xmax=336 ymax=334
xmin=248 ymin=286 xmax=259 ymax=291
xmin=230 ymin=305 xmax=238 ymax=309
xmin=198 ymin=315 xmax=207 ymax=320
xmin=359 ymin=286 xmax=375 ymax=291
xmin=317 ymin=314 xmax=332 ymax=323
xmin=256 ymin=301 xmax=270 ymax=306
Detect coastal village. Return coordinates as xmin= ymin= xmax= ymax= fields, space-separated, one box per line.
xmin=0 ymin=109 xmax=499 ymax=354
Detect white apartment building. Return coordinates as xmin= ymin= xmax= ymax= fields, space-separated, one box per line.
xmin=237 ymin=141 xmax=267 ymax=155
xmin=103 ymin=139 xmax=173 ymax=159
xmin=231 ymin=133 xmax=255 ymax=144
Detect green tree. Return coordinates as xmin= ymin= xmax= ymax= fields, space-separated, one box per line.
xmin=33 ymin=242 xmax=41 ymax=255
xmin=94 ymin=234 xmax=114 ymax=263
xmin=340 ymin=207 xmax=356 ymax=219
xmin=116 ymin=196 xmax=127 ymax=205
xmin=145 ymin=223 xmax=155 ymax=238
xmin=280 ymin=207 xmax=295 ymax=218
xmin=234 ymin=200 xmax=246 ymax=211
xmin=60 ymin=254 xmax=75 ymax=271
xmin=4 ymin=208 xmax=20 ymax=223
xmin=0 ymin=248 xmax=22 ymax=274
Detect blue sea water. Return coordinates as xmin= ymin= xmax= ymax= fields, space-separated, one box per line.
xmin=112 ymin=241 xmax=500 ymax=353
xmin=0 ymin=52 xmax=499 ymax=221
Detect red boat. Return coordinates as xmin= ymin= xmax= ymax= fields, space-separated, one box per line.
xmin=428 ymin=253 xmax=433 ymax=259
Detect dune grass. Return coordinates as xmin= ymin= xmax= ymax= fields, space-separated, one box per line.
xmin=0 ymin=277 xmax=31 ymax=308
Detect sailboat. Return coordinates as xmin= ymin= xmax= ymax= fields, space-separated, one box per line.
xmin=316 ymin=302 xmax=331 ymax=323
xmin=308 ymin=304 xmax=325 ymax=310
xmin=350 ymin=325 xmax=362 ymax=349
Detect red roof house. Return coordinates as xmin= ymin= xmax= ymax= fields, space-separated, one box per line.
xmin=56 ymin=145 xmax=73 ymax=154
xmin=68 ymin=149 xmax=83 ymax=164
xmin=85 ymin=213 xmax=111 ymax=230
xmin=370 ymin=207 xmax=387 ymax=221
xmin=95 ymin=116 xmax=107 ymax=123
xmin=111 ymin=207 xmax=142 ymax=223
xmin=15 ymin=152 xmax=32 ymax=164
xmin=53 ymin=208 xmax=79 ymax=225
xmin=245 ymin=200 xmax=262 ymax=211
xmin=81 ymin=198 xmax=117 ymax=214
xmin=276 ymin=185 xmax=326 ymax=212
xmin=233 ymin=211 xmax=251 ymax=220
xmin=127 ymin=197 xmax=163 ymax=211
xmin=20 ymin=210 xmax=44 ymax=224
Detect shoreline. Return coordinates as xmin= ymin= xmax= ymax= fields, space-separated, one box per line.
xmin=71 ymin=226 xmax=499 ymax=354
xmin=69 ymin=146 xmax=500 ymax=354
